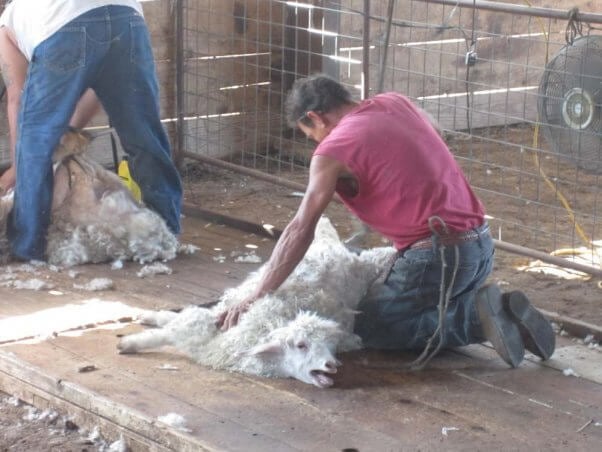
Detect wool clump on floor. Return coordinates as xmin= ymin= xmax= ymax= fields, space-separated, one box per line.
xmin=0 ymin=130 xmax=178 ymax=266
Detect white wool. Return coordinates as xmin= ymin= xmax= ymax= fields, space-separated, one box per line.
xmin=22 ymin=407 xmax=59 ymax=423
xmin=0 ymin=140 xmax=178 ymax=266
xmin=88 ymin=426 xmax=103 ymax=442
xmin=155 ymin=363 xmax=179 ymax=371
xmin=441 ymin=426 xmax=460 ymax=436
xmin=73 ymin=278 xmax=114 ymax=291
xmin=157 ymin=413 xmax=191 ymax=432
xmin=11 ymin=264 xmax=39 ymax=274
xmin=108 ymin=434 xmax=129 ymax=452
xmin=23 ymin=405 xmax=40 ymax=421
xmin=178 ymin=243 xmax=200 ymax=255
xmin=119 ymin=217 xmax=397 ymax=387
xmin=563 ymin=368 xmax=580 ymax=377
xmin=234 ymin=252 xmax=262 ymax=263
xmin=47 ymin=192 xmax=178 ymax=266
xmin=138 ymin=309 xmax=178 ymax=326
xmin=12 ymin=278 xmax=54 ymax=291
xmin=136 ymin=262 xmax=172 ymax=278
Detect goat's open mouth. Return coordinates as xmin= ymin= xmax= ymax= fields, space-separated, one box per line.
xmin=310 ymin=369 xmax=336 ymax=388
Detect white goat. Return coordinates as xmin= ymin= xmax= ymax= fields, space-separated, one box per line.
xmin=0 ymin=131 xmax=178 ymax=266
xmin=118 ymin=217 xmax=397 ymax=388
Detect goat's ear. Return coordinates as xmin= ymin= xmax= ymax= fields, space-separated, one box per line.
xmin=244 ymin=340 xmax=284 ymax=357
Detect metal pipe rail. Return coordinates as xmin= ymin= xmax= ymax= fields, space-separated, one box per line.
xmin=183 ymin=151 xmax=602 ymax=277
xmin=425 ymin=0 xmax=602 ymax=23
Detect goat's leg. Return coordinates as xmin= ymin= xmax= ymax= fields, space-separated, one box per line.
xmin=138 ymin=310 xmax=178 ymax=327
xmin=117 ymin=328 xmax=173 ymax=354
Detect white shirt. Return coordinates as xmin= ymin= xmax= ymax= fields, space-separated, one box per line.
xmin=0 ymin=0 xmax=143 ymax=61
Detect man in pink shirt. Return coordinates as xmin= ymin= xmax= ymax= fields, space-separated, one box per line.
xmin=218 ymin=74 xmax=554 ymax=368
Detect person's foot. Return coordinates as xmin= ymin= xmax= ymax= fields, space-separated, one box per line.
xmin=475 ymin=284 xmax=525 ymax=367
xmin=503 ymin=291 xmax=556 ymax=360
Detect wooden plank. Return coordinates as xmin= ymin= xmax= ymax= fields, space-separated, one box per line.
xmin=1 ymin=336 xmax=405 ymax=451
xmin=542 ymin=345 xmax=602 ymax=384
xmin=2 ymin=331 xmax=601 ymax=450
xmin=0 ymin=350 xmax=213 ymax=452
xmin=0 ymin=215 xmax=270 ymax=315
xmin=0 ymin=212 xmax=601 ymax=450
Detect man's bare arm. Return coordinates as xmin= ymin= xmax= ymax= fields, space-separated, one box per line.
xmin=0 ymin=28 xmax=28 ymax=191
xmin=217 ymin=155 xmax=347 ymax=330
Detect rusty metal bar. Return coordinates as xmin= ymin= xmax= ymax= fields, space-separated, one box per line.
xmin=493 ymin=239 xmax=602 ymax=277
xmin=362 ymin=0 xmax=370 ymax=99
xmin=173 ymin=0 xmax=185 ymax=168
xmin=377 ymin=0 xmax=395 ymax=94
xmin=425 ymin=0 xmax=602 ymax=23
xmin=184 ymin=150 xmax=601 ymax=277
xmin=182 ymin=151 xmax=307 ymax=193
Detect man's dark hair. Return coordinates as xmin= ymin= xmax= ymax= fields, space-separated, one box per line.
xmin=285 ymin=74 xmax=354 ymax=128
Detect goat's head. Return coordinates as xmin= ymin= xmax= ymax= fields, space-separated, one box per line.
xmin=245 ymin=311 xmax=345 ymax=388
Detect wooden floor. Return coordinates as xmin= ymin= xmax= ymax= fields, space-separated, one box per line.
xmin=0 ymin=213 xmax=601 ymax=451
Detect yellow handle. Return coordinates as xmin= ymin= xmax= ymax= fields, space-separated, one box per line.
xmin=118 ymin=159 xmax=142 ymax=202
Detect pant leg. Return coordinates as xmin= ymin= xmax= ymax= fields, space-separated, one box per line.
xmin=90 ymin=7 xmax=182 ymax=234
xmin=8 ymin=22 xmax=92 ymax=260
xmin=354 ymin=225 xmax=494 ymax=350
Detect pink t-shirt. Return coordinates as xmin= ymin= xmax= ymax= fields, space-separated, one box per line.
xmin=314 ymin=92 xmax=485 ymax=250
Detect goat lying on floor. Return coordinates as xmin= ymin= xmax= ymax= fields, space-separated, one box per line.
xmin=0 ymin=130 xmax=178 ymax=266
xmin=118 ymin=217 xmax=397 ymax=388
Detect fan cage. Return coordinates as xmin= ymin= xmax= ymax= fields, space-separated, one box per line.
xmin=538 ymin=35 xmax=602 ymax=173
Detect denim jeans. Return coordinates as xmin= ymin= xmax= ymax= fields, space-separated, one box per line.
xmin=354 ymin=223 xmax=494 ymax=350
xmin=8 ymin=5 xmax=182 ymax=260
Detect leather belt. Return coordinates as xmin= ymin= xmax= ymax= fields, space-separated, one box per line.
xmin=409 ymin=224 xmax=490 ymax=250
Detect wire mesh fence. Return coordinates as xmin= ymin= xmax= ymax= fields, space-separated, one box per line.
xmin=0 ymin=0 xmax=601 ymax=270
xmin=175 ymin=0 xmax=602 ymax=270
xmin=0 ymin=0 xmax=176 ymax=169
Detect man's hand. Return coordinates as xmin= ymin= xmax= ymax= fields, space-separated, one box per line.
xmin=216 ymin=298 xmax=255 ymax=331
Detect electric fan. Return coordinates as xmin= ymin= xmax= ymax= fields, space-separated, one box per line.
xmin=537 ymin=35 xmax=602 ymax=173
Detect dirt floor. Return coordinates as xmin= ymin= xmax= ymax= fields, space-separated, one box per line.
xmin=0 ymin=390 xmax=124 ymax=451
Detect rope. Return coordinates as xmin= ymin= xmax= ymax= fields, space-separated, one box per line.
xmin=563 ymin=7 xmax=602 ymax=43
xmin=565 ymin=7 xmax=583 ymax=45
xmin=409 ymin=216 xmax=460 ymax=371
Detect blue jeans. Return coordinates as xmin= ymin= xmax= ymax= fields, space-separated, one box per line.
xmin=354 ymin=223 xmax=494 ymax=350
xmin=9 ymin=5 xmax=182 ymax=260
